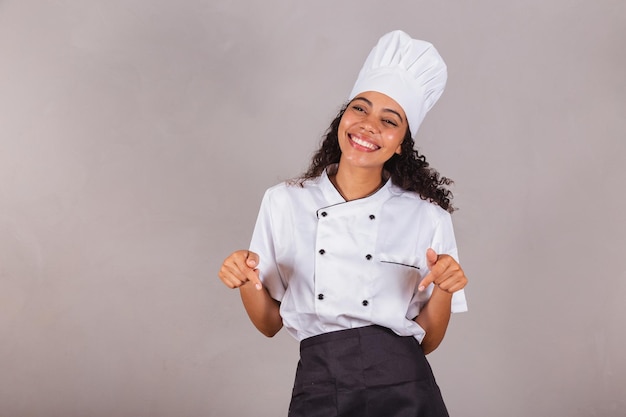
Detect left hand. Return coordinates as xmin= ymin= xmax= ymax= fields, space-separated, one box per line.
xmin=418 ymin=248 xmax=468 ymax=293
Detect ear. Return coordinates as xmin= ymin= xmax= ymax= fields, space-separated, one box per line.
xmin=395 ymin=142 xmax=402 ymax=155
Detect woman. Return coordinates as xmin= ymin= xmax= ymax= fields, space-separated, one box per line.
xmin=219 ymin=30 xmax=468 ymax=417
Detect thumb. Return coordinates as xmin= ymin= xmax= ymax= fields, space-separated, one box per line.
xmin=246 ymin=251 xmax=259 ymax=268
xmin=426 ymin=248 xmax=438 ymax=269
xmin=418 ymin=248 xmax=438 ymax=292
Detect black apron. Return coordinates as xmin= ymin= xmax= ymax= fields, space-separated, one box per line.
xmin=288 ymin=325 xmax=449 ymax=417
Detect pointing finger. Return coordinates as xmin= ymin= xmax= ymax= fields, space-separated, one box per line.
xmin=242 ymin=267 xmax=262 ymax=291
xmin=244 ymin=251 xmax=262 ymax=290
xmin=418 ymin=271 xmax=433 ymax=292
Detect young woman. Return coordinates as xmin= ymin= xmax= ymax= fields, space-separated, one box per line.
xmin=219 ymin=30 xmax=468 ymax=417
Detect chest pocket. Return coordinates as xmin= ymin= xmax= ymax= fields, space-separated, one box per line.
xmin=379 ymin=259 xmax=422 ymax=270
xmin=373 ymin=206 xmax=433 ymax=298
xmin=374 ymin=254 xmax=424 ymax=303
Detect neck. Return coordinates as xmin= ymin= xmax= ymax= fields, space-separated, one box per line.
xmin=331 ymin=164 xmax=384 ymax=201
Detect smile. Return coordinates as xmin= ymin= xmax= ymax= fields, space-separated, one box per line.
xmin=349 ymin=134 xmax=380 ymax=151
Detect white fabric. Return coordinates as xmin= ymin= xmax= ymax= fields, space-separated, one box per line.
xmin=249 ymin=166 xmax=467 ymax=343
xmin=349 ymin=30 xmax=447 ymax=138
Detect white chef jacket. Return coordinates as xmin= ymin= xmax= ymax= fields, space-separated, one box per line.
xmin=249 ymin=165 xmax=467 ymax=343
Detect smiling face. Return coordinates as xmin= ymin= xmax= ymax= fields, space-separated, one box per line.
xmin=337 ymin=91 xmax=409 ymax=173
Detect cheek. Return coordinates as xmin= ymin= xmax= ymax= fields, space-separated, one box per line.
xmin=337 ymin=120 xmax=350 ymax=147
xmin=384 ymin=132 xmax=404 ymax=151
xmin=392 ymin=129 xmax=408 ymax=154
xmin=337 ymin=116 xmax=352 ymax=135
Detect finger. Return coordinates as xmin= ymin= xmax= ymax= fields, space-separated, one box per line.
xmin=218 ymin=271 xmax=244 ymax=289
xmin=436 ymin=278 xmax=455 ymax=292
xmin=245 ymin=250 xmax=260 ymax=269
xmin=426 ymin=248 xmax=438 ymax=269
xmin=446 ymin=280 xmax=467 ymax=293
xmin=240 ymin=264 xmax=262 ymax=290
xmin=434 ymin=257 xmax=461 ymax=284
xmin=418 ymin=272 xmax=434 ymax=292
xmin=419 ymin=258 xmax=455 ymax=292
xmin=220 ymin=250 xmax=263 ymax=291
xmin=242 ymin=251 xmax=262 ymax=290
xmin=419 ymin=249 xmax=440 ymax=291
xmin=434 ymin=266 xmax=467 ymax=293
xmin=438 ymin=273 xmax=468 ymax=293
xmin=224 ymin=276 xmax=246 ymax=289
xmin=247 ymin=268 xmax=263 ymax=291
xmin=436 ymin=280 xmax=465 ymax=294
xmin=218 ymin=263 xmax=249 ymax=289
xmin=218 ymin=250 xmax=254 ymax=289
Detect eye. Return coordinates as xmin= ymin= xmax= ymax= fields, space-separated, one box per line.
xmin=351 ymin=104 xmax=365 ymax=112
xmin=383 ymin=118 xmax=398 ymax=127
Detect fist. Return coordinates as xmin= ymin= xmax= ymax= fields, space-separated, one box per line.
xmin=218 ymin=250 xmax=263 ymax=290
xmin=418 ymin=248 xmax=467 ymax=293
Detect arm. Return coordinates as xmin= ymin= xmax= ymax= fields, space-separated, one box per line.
xmin=239 ymin=280 xmax=282 ymax=337
xmin=415 ymin=248 xmax=467 ymax=355
xmin=219 ymin=250 xmax=283 ymax=337
xmin=414 ymin=287 xmax=452 ymax=354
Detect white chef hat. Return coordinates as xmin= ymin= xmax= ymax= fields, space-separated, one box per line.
xmin=348 ymin=30 xmax=447 ymax=138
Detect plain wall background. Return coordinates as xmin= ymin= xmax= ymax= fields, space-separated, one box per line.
xmin=1 ymin=1 xmax=625 ymax=416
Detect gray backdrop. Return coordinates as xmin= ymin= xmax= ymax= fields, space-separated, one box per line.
xmin=1 ymin=1 xmax=624 ymax=416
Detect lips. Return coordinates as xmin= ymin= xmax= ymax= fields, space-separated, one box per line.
xmin=349 ymin=134 xmax=380 ymax=151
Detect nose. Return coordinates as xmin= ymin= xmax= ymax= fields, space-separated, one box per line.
xmin=360 ymin=115 xmax=378 ymax=133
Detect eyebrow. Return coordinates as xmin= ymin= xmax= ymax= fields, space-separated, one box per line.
xmin=351 ymin=97 xmax=405 ymax=123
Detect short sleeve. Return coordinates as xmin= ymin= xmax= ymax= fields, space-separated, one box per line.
xmin=408 ymin=211 xmax=468 ymax=317
xmin=431 ymin=212 xmax=468 ymax=313
xmin=249 ymin=189 xmax=287 ymax=302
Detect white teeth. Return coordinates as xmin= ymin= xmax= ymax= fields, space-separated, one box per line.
xmin=351 ymin=136 xmax=378 ymax=150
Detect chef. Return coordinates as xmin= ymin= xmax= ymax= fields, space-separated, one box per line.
xmin=219 ymin=30 xmax=468 ymax=417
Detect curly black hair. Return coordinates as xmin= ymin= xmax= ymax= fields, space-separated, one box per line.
xmin=294 ymin=104 xmax=456 ymax=213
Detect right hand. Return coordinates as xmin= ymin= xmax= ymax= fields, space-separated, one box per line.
xmin=218 ymin=250 xmax=263 ymax=290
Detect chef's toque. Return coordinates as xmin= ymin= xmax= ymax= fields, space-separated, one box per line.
xmin=349 ymin=30 xmax=447 ymax=138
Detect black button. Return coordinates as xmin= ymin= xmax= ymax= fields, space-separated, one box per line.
xmin=362 ymin=300 xmax=369 ymax=306
xmin=369 ymin=214 xmax=375 ymax=220
xmin=321 ymin=211 xmax=328 ymax=217
xmin=319 ymin=249 xmax=326 ymax=255
xmin=365 ymin=254 xmax=372 ymax=260
xmin=318 ymin=294 xmax=324 ymax=300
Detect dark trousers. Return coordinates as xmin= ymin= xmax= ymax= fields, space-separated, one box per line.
xmin=288 ymin=325 xmax=449 ymax=417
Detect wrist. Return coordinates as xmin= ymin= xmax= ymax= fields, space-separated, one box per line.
xmin=431 ymin=285 xmax=454 ymax=298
